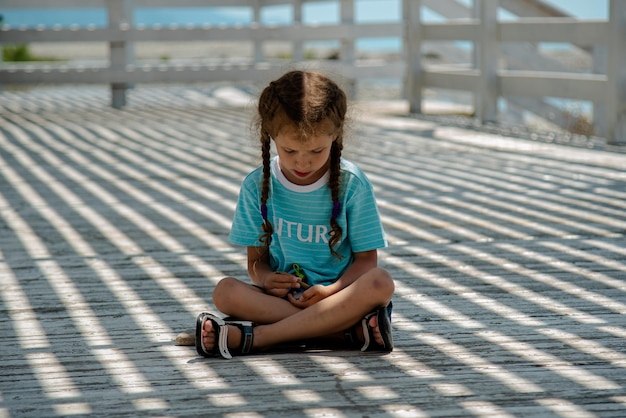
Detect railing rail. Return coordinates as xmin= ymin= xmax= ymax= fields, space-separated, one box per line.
xmin=404 ymin=0 xmax=626 ymax=144
xmin=1 ymin=0 xmax=625 ymax=144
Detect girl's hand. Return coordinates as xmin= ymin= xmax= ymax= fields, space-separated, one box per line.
xmin=287 ymin=284 xmax=332 ymax=308
xmin=263 ymin=272 xmax=301 ymax=298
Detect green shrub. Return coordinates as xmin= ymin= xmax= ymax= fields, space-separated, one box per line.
xmin=3 ymin=44 xmax=35 ymax=61
xmin=2 ymin=44 xmax=59 ymax=62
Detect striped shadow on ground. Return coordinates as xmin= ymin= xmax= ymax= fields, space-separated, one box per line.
xmin=1 ymin=84 xmax=625 ymax=417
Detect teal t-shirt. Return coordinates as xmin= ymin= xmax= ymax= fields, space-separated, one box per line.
xmin=228 ymin=156 xmax=387 ymax=286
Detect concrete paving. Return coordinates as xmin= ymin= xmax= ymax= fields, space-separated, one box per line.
xmin=1 ymin=84 xmax=625 ymax=417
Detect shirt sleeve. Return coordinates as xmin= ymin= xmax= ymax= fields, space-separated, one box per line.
xmin=344 ymin=171 xmax=387 ymax=253
xmin=228 ymin=171 xmax=264 ymax=247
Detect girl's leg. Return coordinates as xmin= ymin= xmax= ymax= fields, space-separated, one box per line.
xmin=202 ymin=267 xmax=394 ymax=352
xmin=212 ymin=277 xmax=301 ymax=324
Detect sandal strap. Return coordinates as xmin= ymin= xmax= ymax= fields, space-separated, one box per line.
xmin=360 ymin=312 xmax=375 ymax=351
xmin=226 ymin=320 xmax=255 ymax=355
xmin=216 ymin=321 xmax=231 ymax=359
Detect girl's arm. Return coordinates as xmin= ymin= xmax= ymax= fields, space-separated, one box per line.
xmin=247 ymin=246 xmax=300 ymax=297
xmin=290 ymin=249 xmax=378 ymax=306
xmin=246 ymin=246 xmax=272 ymax=286
xmin=326 ymin=249 xmax=378 ymax=295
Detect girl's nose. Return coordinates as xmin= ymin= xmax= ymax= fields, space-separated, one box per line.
xmin=295 ymin=156 xmax=309 ymax=169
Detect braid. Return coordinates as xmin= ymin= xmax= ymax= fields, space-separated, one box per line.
xmin=258 ymin=132 xmax=273 ymax=251
xmin=328 ymin=140 xmax=344 ymax=259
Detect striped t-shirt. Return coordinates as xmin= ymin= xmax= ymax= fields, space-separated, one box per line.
xmin=228 ymin=156 xmax=387 ymax=286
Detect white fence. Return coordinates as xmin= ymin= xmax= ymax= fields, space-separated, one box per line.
xmin=405 ymin=0 xmax=626 ymax=144
xmin=0 ymin=0 xmax=404 ymax=108
xmin=0 ymin=0 xmax=625 ymax=144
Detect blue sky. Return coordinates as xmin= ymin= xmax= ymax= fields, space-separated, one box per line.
xmin=238 ymin=0 xmax=609 ymax=24
xmin=533 ymin=0 xmax=608 ymax=19
xmin=230 ymin=0 xmax=608 ymax=23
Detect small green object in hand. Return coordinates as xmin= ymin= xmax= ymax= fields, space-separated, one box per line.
xmin=292 ymin=264 xmax=310 ymax=288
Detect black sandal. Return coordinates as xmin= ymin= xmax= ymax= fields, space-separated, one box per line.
xmin=345 ymin=304 xmax=394 ymax=352
xmin=195 ymin=312 xmax=255 ymax=359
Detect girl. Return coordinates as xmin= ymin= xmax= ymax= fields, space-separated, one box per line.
xmin=196 ymin=70 xmax=395 ymax=359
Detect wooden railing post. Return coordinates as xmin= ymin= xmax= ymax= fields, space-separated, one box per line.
xmin=293 ymin=0 xmax=304 ymax=61
xmin=606 ymin=0 xmax=626 ymax=145
xmin=107 ymin=0 xmax=133 ymax=109
xmin=404 ymin=0 xmax=422 ymax=113
xmin=252 ymin=0 xmax=263 ymax=63
xmin=340 ymin=0 xmax=356 ymax=99
xmin=592 ymin=45 xmax=607 ymax=138
xmin=477 ymin=0 xmax=498 ymax=123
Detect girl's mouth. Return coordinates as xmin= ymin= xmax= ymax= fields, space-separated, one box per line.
xmin=294 ymin=170 xmax=310 ymax=178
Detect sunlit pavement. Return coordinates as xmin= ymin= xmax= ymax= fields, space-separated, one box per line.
xmin=1 ymin=84 xmax=625 ymax=417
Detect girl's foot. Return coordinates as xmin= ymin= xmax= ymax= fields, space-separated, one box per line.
xmin=195 ymin=313 xmax=255 ymax=359
xmin=367 ymin=314 xmax=385 ymax=346
xmin=346 ymin=315 xmax=383 ymax=346
xmin=351 ymin=306 xmax=394 ymax=352
xmin=201 ymin=320 xmax=242 ymax=352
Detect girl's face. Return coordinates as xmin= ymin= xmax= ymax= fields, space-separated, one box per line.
xmin=273 ymin=127 xmax=336 ymax=186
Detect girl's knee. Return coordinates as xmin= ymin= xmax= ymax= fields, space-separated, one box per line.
xmin=212 ymin=277 xmax=242 ymax=307
xmin=363 ymin=268 xmax=395 ymax=298
xmin=377 ymin=268 xmax=395 ymax=295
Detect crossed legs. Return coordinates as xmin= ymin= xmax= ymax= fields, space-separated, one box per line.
xmin=201 ymin=267 xmax=394 ymax=353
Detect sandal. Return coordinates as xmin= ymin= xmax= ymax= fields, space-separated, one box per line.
xmin=195 ymin=312 xmax=255 ymax=359
xmin=175 ymin=316 xmax=243 ymax=346
xmin=345 ymin=304 xmax=394 ymax=352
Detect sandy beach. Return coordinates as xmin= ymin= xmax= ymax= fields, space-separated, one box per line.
xmin=33 ymin=41 xmax=256 ymax=61
xmin=30 ymin=41 xmax=400 ymax=63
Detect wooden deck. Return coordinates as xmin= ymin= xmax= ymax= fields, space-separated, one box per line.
xmin=1 ymin=84 xmax=625 ymax=417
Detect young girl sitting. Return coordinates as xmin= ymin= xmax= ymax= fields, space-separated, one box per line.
xmin=196 ymin=70 xmax=395 ymax=359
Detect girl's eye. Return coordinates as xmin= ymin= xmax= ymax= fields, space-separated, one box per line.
xmin=284 ymin=149 xmax=295 ymax=154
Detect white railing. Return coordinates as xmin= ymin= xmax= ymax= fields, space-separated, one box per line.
xmin=0 ymin=0 xmax=625 ymax=144
xmin=404 ymin=0 xmax=626 ymax=144
xmin=0 ymin=0 xmax=404 ymax=107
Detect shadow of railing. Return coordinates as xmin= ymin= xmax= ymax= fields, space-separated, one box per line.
xmin=1 ymin=85 xmax=625 ymax=416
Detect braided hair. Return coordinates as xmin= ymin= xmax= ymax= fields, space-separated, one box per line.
xmin=255 ymin=70 xmax=347 ymax=259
